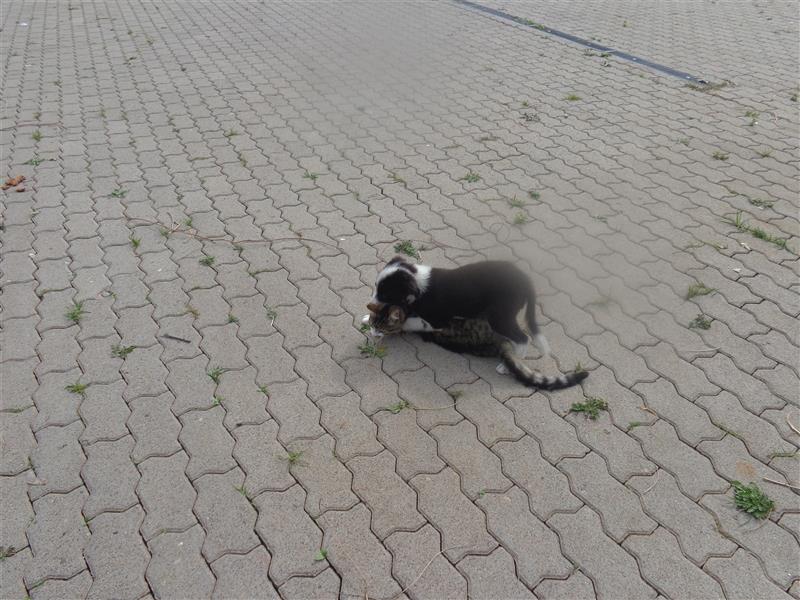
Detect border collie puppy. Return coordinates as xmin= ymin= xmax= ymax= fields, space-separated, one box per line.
xmin=369 ymin=256 xmax=550 ymax=371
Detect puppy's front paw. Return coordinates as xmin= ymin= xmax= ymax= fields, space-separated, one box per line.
xmin=495 ymin=362 xmax=509 ymax=375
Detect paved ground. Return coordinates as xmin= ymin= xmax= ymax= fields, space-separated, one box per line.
xmin=1 ymin=1 xmax=798 ymax=599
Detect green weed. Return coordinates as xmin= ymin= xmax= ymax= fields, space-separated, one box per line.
xmin=570 ymin=396 xmax=608 ymax=420
xmin=731 ymin=480 xmax=774 ymax=519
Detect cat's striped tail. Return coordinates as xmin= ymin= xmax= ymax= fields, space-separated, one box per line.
xmin=500 ymin=347 xmax=588 ymax=391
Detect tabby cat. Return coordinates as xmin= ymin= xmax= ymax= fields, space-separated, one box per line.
xmin=364 ymin=305 xmax=588 ymax=391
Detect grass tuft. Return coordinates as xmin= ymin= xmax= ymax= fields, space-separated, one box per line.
xmin=394 ymin=240 xmax=420 ymax=259
xmin=65 ymin=382 xmax=89 ymax=396
xmin=570 ymin=396 xmax=608 ymax=420
xmin=688 ymin=314 xmax=712 ymax=330
xmin=731 ymin=480 xmax=774 ymax=519
xmin=388 ymin=399 xmax=410 ymax=414
xmin=111 ymin=344 xmax=135 ymax=358
xmin=66 ymin=300 xmax=86 ymax=323
xmin=686 ymin=282 xmax=715 ymax=300
xmin=359 ymin=341 xmax=387 ymax=358
xmin=207 ymin=367 xmax=225 ymax=384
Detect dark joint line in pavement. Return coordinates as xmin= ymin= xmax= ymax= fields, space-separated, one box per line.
xmin=452 ymin=0 xmax=711 ymax=84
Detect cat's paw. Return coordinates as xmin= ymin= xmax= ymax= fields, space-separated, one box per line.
xmin=495 ymin=362 xmax=509 ymax=375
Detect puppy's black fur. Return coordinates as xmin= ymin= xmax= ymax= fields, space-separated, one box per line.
xmin=375 ymin=257 xmax=540 ymax=346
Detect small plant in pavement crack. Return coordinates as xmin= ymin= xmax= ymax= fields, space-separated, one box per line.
xmin=394 ymin=240 xmax=420 ymax=259
xmin=65 ymin=300 xmax=86 ymax=324
xmin=688 ymin=314 xmax=712 ymax=330
xmin=207 ymin=367 xmax=225 ymax=384
xmin=359 ymin=341 xmax=387 ymax=358
xmin=111 ymin=344 xmax=136 ymax=358
xmin=65 ymin=382 xmax=89 ymax=396
xmin=731 ymin=480 xmax=774 ymax=519
xmin=686 ymin=282 xmax=715 ymax=300
xmin=570 ymin=396 xmax=608 ymax=420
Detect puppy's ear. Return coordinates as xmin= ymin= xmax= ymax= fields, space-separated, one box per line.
xmin=366 ymin=302 xmax=382 ymax=314
xmin=386 ymin=255 xmax=408 ymax=267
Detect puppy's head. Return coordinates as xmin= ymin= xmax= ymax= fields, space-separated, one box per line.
xmin=374 ymin=256 xmax=420 ymax=307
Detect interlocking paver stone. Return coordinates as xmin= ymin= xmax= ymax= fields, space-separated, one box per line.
xmin=386 ymin=524 xmax=468 ymax=600
xmin=623 ymin=527 xmax=725 ymax=599
xmin=348 ymin=450 xmax=425 ymax=539
xmin=705 ymin=549 xmax=794 ymax=600
xmin=194 ymin=469 xmax=260 ymax=562
xmin=146 ymin=525 xmax=215 ymax=600
xmin=253 ymin=485 xmax=327 ymax=585
xmin=318 ymin=503 xmax=402 ymax=600
xmin=549 ymin=506 xmax=657 ymax=600
xmin=412 ymin=468 xmax=497 ymax=562
xmin=479 ymin=486 xmax=572 ymax=586
xmin=211 ymin=547 xmax=280 ymax=599
xmin=85 ymin=507 xmax=150 ymax=600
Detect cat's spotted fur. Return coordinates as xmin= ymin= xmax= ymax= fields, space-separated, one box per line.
xmin=365 ymin=305 xmax=588 ymax=391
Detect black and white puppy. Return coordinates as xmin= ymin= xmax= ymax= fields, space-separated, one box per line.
xmin=369 ymin=256 xmax=550 ymax=371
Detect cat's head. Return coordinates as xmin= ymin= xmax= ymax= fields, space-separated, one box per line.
xmin=366 ymin=302 xmax=407 ymax=335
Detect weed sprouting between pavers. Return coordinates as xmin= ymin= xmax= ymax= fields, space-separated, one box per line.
xmin=731 ymin=481 xmax=774 ymax=519
xmin=686 ymin=282 xmax=715 ymax=300
xmin=570 ymin=396 xmax=608 ymax=420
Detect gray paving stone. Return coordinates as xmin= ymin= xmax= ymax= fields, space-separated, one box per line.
xmin=631 ymin=420 xmax=728 ymax=500
xmin=85 ymin=507 xmax=150 ymax=600
xmin=279 ymin=568 xmax=341 ymax=600
xmin=697 ymin=391 xmax=796 ymax=463
xmin=634 ymin=379 xmax=722 ymax=446
xmin=705 ymin=549 xmax=793 ymax=600
xmin=179 ymin=406 xmax=237 ymax=480
xmin=479 ymin=486 xmax=572 ymax=586
xmin=253 ymin=485 xmax=327 ymax=585
xmin=458 ymin=546 xmax=537 ymax=600
xmin=0 ymin=548 xmax=31 ymax=600
xmin=211 ymin=546 xmax=280 ymax=599
xmin=348 ymin=450 xmax=425 ymax=539
xmin=701 ymin=493 xmax=798 ymax=588
xmin=30 ymin=421 xmax=86 ymax=501
xmin=266 ymin=378 xmax=324 ymax=444
xmin=233 ymin=420 xmax=296 ymax=496
xmin=194 ymin=469 xmax=260 ymax=562
xmin=287 ymin=434 xmax=358 ymax=518
xmin=386 ymin=524 xmax=468 ymax=600
xmin=431 ymin=420 xmax=511 ymax=499
xmin=0 ymin=472 xmax=34 ymax=552
xmin=31 ymin=570 xmax=93 ymax=600
xmin=549 ymin=506 xmax=657 ymax=600
xmin=79 ymin=380 xmax=130 ymax=444
xmin=146 ymin=525 xmax=215 ymax=600
xmin=374 ymin=408 xmax=445 ymax=480
xmin=411 ymin=468 xmax=497 ymax=562
xmin=318 ymin=503 xmax=402 ymax=600
xmin=26 ymin=488 xmax=90 ymax=585
xmin=623 ymin=527 xmax=724 ymax=599
xmin=137 ymin=452 xmax=197 ymax=540
xmin=628 ymin=470 xmax=737 ymax=564
xmin=535 ymin=571 xmax=596 ymax=600
xmin=128 ymin=393 xmax=182 ymax=463
xmin=82 ymin=435 xmax=139 ymax=519
xmin=318 ymin=392 xmax=383 ymax=461
xmin=507 ymin=396 xmax=588 ymax=463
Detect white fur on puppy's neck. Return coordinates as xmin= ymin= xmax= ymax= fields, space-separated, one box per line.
xmin=414 ymin=264 xmax=431 ymax=294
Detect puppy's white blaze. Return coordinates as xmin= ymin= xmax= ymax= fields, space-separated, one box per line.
xmin=414 ymin=264 xmax=432 ymax=293
xmin=533 ymin=333 xmax=551 ymax=358
xmin=375 ymin=264 xmax=404 ymax=284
